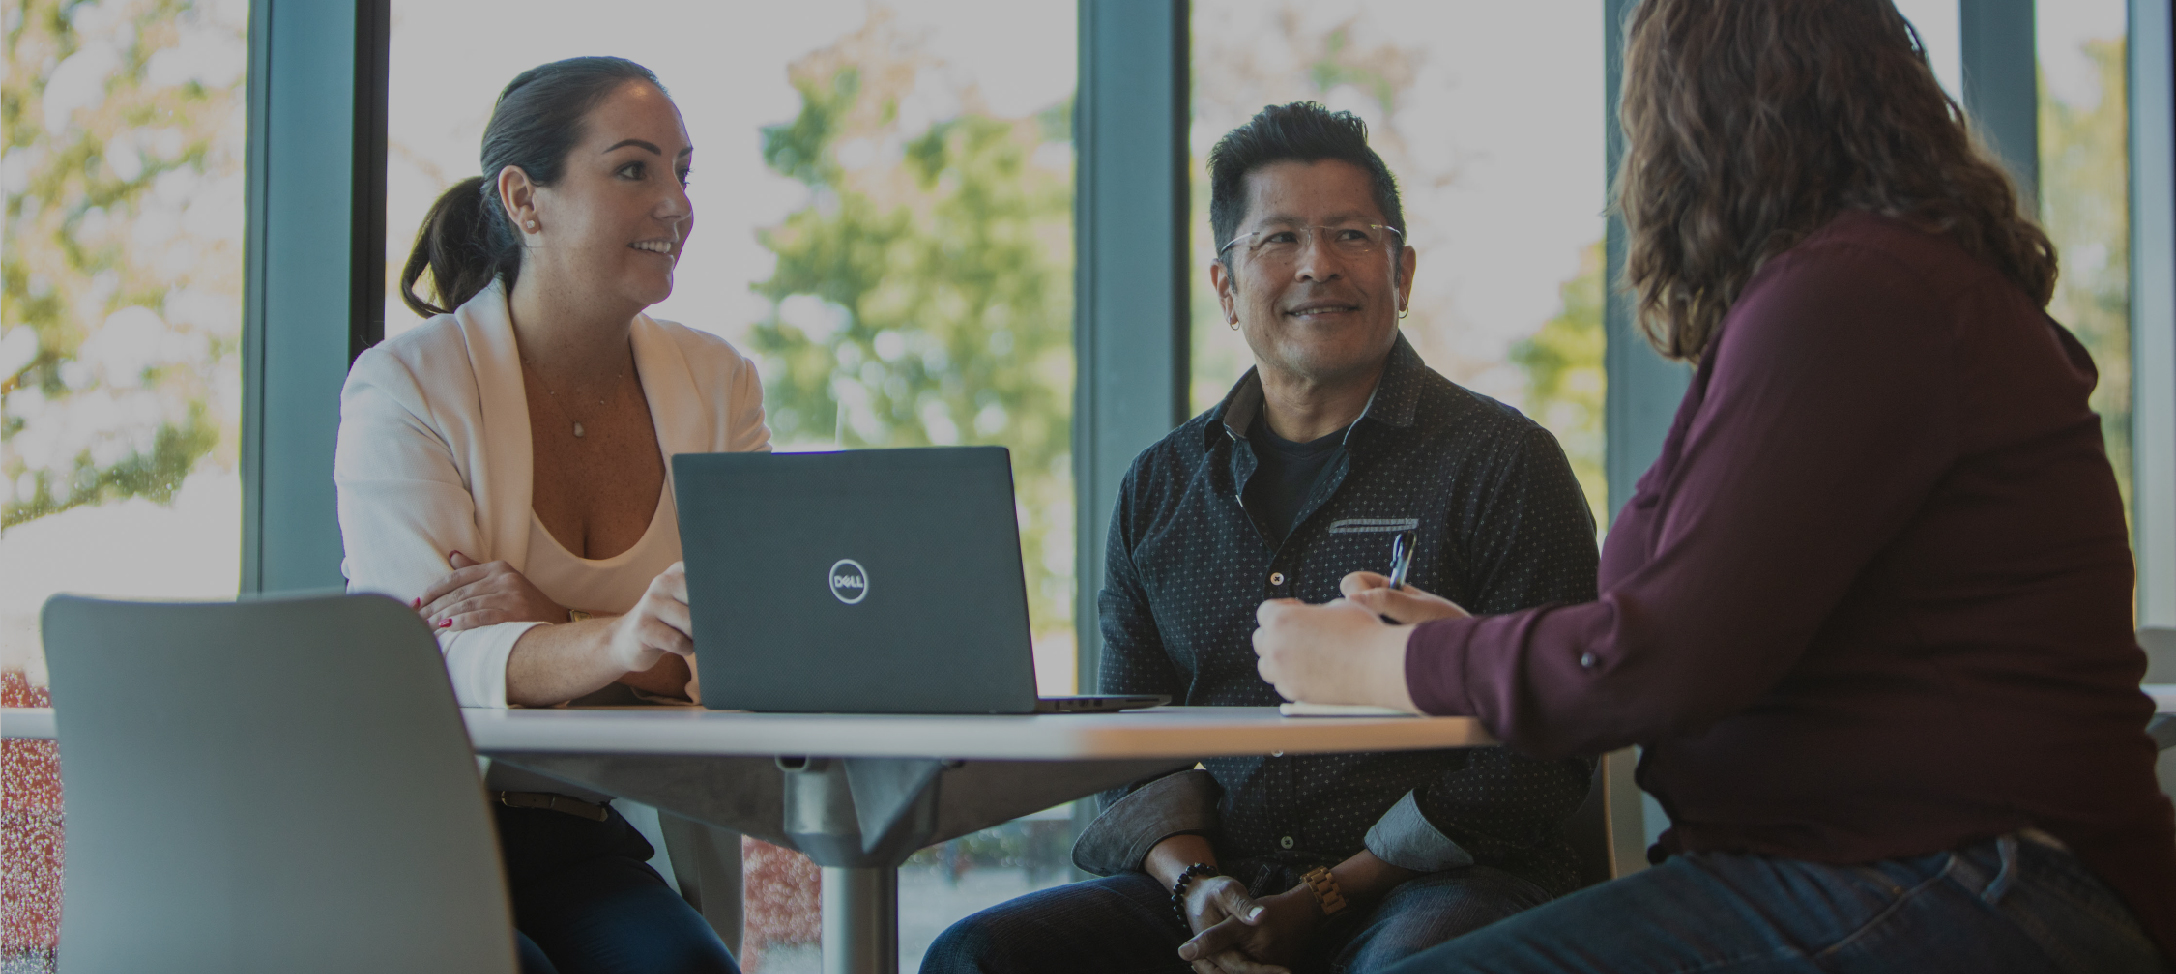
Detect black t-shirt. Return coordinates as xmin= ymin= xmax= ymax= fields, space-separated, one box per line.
xmin=1243 ymin=411 xmax=1346 ymax=546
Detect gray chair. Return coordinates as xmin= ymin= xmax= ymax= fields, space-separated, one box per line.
xmin=42 ymin=592 xmax=515 ymax=974
xmin=2140 ymin=626 xmax=2176 ymax=684
xmin=2151 ymin=710 xmax=2176 ymax=806
xmin=1564 ymin=747 xmax=1647 ymax=886
xmin=2134 ymin=628 xmax=2176 ymax=803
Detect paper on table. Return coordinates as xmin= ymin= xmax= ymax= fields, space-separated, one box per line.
xmin=1278 ymin=702 xmax=1416 ymax=717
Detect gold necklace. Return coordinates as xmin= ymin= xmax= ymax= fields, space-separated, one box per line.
xmin=524 ymin=360 xmax=623 ymax=439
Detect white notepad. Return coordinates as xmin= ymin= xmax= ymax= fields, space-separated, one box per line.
xmin=1278 ymin=702 xmax=1416 ymax=717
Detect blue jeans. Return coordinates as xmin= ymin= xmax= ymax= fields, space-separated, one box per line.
xmin=1381 ymin=833 xmax=2170 ymax=974
xmin=920 ymin=860 xmax=1553 ymax=974
xmin=497 ymin=805 xmax=739 ymax=974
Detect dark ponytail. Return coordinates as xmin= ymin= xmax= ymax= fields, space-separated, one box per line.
xmin=401 ymin=56 xmax=667 ymax=317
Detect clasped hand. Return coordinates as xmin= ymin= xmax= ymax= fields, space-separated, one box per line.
xmin=1176 ymin=875 xmax=1315 ymax=974
xmin=1249 ymin=571 xmax=1467 ymax=711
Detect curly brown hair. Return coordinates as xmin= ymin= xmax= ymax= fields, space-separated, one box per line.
xmin=1614 ymin=0 xmax=2058 ymax=360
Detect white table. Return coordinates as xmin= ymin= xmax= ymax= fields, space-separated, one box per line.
xmin=3 ymin=704 xmax=1492 ymax=974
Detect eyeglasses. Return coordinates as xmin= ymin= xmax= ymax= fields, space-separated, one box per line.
xmin=1217 ymin=223 xmax=1404 ymax=265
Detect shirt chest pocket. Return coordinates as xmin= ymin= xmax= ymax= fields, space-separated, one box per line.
xmin=1325 ymin=517 xmax=1420 ymax=536
xmin=1309 ymin=518 xmax=1431 ymax=599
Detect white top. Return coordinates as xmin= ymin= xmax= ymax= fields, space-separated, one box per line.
xmin=462 ymin=706 xmax=1497 ymax=760
xmin=522 ymin=486 xmax=699 ymax=706
xmin=523 ymin=487 xmax=682 ymax=618
xmin=335 ymin=282 xmax=770 ymax=709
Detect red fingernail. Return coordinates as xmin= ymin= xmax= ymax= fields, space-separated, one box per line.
xmin=412 ymin=597 xmax=422 ymax=609
xmin=438 ymin=620 xmax=451 ymax=628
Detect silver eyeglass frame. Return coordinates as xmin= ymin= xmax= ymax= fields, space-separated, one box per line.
xmin=1216 ymin=222 xmax=1405 ymax=262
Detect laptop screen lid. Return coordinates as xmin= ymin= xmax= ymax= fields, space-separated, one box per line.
xmin=673 ymin=446 xmax=1040 ymax=714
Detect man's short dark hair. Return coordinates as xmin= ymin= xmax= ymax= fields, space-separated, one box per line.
xmin=1208 ymin=102 xmax=1406 ymax=266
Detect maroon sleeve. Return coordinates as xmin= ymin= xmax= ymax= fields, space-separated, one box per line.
xmin=1405 ymin=242 xmax=1962 ymax=758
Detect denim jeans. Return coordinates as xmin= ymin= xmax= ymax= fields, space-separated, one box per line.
xmin=1380 ymin=833 xmax=2170 ymax=974
xmin=497 ymin=805 xmax=739 ymax=974
xmin=919 ymin=860 xmax=1553 ymax=974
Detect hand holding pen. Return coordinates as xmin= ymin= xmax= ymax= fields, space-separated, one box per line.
xmin=1337 ymin=531 xmax=1470 ymax=624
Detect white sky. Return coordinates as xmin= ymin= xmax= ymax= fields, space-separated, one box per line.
xmin=2040 ymin=0 xmax=2129 ymax=108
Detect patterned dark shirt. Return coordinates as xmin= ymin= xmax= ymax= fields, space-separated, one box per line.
xmin=1080 ymin=334 xmax=1601 ymax=896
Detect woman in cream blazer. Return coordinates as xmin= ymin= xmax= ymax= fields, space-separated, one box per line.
xmin=336 ymin=56 xmax=750 ymax=974
xmin=336 ymin=279 xmax=767 ymax=708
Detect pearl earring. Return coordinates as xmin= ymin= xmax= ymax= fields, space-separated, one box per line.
xmin=526 ymin=221 xmax=538 ymax=231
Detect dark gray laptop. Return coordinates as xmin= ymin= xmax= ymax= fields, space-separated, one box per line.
xmin=673 ymin=446 xmax=1166 ymax=715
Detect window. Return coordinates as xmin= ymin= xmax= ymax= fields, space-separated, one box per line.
xmin=383 ymin=2 xmax=1077 ymax=968
xmin=2038 ymin=0 xmax=2132 ymax=521
xmin=1191 ymin=0 xmax=1610 ymax=525
xmin=2 ymin=2 xmax=249 ymax=968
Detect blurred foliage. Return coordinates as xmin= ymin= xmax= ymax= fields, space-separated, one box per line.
xmin=748 ymin=14 xmax=1076 ymax=631
xmin=2040 ymin=37 xmax=2132 ymax=520
xmin=1510 ymin=240 xmax=1607 ymax=530
xmin=1 ymin=0 xmax=245 ymax=530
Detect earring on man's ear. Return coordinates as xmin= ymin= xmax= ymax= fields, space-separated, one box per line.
xmin=1398 ymin=307 xmax=1409 ymax=320
xmin=1228 ymin=316 xmax=1239 ymax=331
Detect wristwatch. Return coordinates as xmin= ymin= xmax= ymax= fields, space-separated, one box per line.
xmin=1299 ymin=866 xmax=1347 ymax=916
xmin=567 ymin=609 xmax=593 ymax=623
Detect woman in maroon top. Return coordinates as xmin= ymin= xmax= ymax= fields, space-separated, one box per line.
xmin=1250 ymin=1 xmax=2175 ymax=971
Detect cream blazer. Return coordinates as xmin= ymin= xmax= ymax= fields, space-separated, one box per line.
xmin=334 ymin=283 xmax=771 ymax=708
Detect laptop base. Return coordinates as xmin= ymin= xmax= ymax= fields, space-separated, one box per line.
xmin=1033 ymin=695 xmax=1169 ymax=714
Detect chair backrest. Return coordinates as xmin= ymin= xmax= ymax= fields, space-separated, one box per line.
xmin=2141 ymin=627 xmax=2176 ymax=684
xmin=42 ymin=593 xmax=514 ymax=974
xmin=1563 ymin=747 xmax=1649 ymax=886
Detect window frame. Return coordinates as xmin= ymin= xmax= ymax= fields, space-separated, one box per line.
xmin=241 ymin=0 xmax=389 ymax=594
xmin=1071 ymin=0 xmax=1192 ymax=688
xmin=2130 ymin=0 xmax=2175 ymax=627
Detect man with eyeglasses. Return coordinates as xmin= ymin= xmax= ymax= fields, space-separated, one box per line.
xmin=921 ymin=102 xmax=1599 ymax=974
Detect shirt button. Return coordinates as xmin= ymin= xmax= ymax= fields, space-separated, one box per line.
xmin=1579 ymin=652 xmax=1598 ymax=669
xmin=1269 ymin=571 xmax=1286 ymax=586
xmin=1280 ymin=836 xmax=1295 ymax=850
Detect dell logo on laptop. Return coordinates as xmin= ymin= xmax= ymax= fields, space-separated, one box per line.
xmin=828 ymin=559 xmax=869 ymax=604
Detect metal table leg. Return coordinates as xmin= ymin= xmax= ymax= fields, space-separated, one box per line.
xmin=489 ymin=752 xmax=1189 ymax=973
xmin=821 ymin=866 xmax=899 ymax=974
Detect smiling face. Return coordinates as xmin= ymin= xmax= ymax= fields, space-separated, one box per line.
xmin=1211 ymin=159 xmax=1416 ymax=389
xmin=497 ymin=80 xmax=693 ymax=315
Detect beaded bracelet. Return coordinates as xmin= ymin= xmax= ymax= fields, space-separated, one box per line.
xmin=1170 ymin=862 xmax=1219 ymax=925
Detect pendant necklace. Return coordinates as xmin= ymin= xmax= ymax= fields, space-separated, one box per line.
xmin=526 ymin=359 xmax=622 ymax=440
